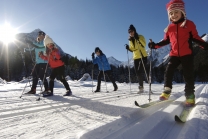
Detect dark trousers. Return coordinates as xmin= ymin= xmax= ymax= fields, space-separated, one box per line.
xmin=96 ymin=70 xmax=116 ymax=89
xmin=164 ymin=55 xmax=195 ymax=96
xmin=32 ymin=63 xmax=48 ymax=90
xmin=49 ymin=65 xmax=70 ymax=93
xmin=134 ymin=57 xmax=147 ymax=87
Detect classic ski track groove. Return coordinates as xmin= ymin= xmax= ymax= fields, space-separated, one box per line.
xmin=0 ymin=84 xmax=206 ymax=139
xmin=0 ymin=91 xmax=150 ymax=113
xmin=0 ymin=93 xmax=147 ymax=119
xmin=80 ymin=84 xmax=206 ymax=139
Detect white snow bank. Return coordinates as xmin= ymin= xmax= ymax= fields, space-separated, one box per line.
xmin=0 ymin=77 xmax=7 ymax=84
xmin=18 ymin=77 xmax=33 ymax=83
xmin=78 ymin=73 xmax=92 ymax=81
xmin=65 ymin=75 xmax=72 ymax=81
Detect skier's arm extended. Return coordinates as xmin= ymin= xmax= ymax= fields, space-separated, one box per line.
xmin=155 ymin=33 xmax=170 ymax=48
xmin=190 ymin=22 xmax=208 ymax=50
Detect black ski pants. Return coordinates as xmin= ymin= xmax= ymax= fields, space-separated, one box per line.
xmin=134 ymin=57 xmax=147 ymax=87
xmin=164 ymin=55 xmax=195 ymax=96
xmin=96 ymin=70 xmax=116 ymax=90
xmin=49 ymin=65 xmax=70 ymax=93
xmin=32 ymin=63 xmax=48 ymax=90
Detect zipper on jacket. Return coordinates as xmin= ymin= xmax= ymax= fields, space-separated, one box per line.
xmin=177 ymin=24 xmax=180 ymax=57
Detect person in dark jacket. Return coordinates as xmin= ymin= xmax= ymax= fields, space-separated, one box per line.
xmin=148 ymin=0 xmax=208 ymax=106
xmin=92 ymin=47 xmax=118 ymax=92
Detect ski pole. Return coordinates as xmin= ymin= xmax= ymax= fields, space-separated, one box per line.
xmin=19 ymin=63 xmax=36 ymax=98
xmin=126 ymin=49 xmax=132 ymax=93
xmin=19 ymin=48 xmax=32 ymax=98
xmin=134 ymin=38 xmax=149 ymax=84
xmin=36 ymin=53 xmax=50 ymax=101
xmin=148 ymin=39 xmax=153 ymax=102
xmin=20 ymin=50 xmax=32 ymax=87
xmin=101 ymin=61 xmax=109 ymax=93
xmin=91 ymin=64 xmax=94 ymax=92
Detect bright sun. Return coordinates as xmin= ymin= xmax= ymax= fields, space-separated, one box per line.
xmin=0 ymin=22 xmax=18 ymax=44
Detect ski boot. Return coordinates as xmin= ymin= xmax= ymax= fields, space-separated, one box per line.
xmin=42 ymin=90 xmax=53 ymax=97
xmin=63 ymin=90 xmax=72 ymax=96
xmin=113 ymin=84 xmax=118 ymax=91
xmin=185 ymin=94 xmax=195 ymax=107
xmin=40 ymin=89 xmax=49 ymax=94
xmin=25 ymin=89 xmax=36 ymax=94
xmin=94 ymin=88 xmax=100 ymax=93
xmin=138 ymin=86 xmax=144 ymax=94
xmin=159 ymin=87 xmax=171 ymax=101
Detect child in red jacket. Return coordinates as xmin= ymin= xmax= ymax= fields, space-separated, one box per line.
xmin=148 ymin=0 xmax=208 ymax=106
xmin=39 ymin=35 xmax=72 ymax=97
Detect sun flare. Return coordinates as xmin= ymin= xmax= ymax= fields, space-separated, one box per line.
xmin=0 ymin=22 xmax=18 ymax=44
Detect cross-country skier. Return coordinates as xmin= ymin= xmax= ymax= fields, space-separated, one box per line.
xmin=148 ymin=0 xmax=208 ymax=106
xmin=92 ymin=47 xmax=118 ymax=92
xmin=25 ymin=31 xmax=49 ymax=94
xmin=39 ymin=35 xmax=72 ymax=97
xmin=125 ymin=24 xmax=148 ymax=93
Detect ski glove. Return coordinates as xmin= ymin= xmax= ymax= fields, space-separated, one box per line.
xmin=38 ymin=51 xmax=43 ymax=57
xmin=148 ymin=42 xmax=156 ymax=49
xmin=125 ymin=44 xmax=133 ymax=52
xmin=125 ymin=44 xmax=129 ymax=50
xmin=91 ymin=52 xmax=95 ymax=59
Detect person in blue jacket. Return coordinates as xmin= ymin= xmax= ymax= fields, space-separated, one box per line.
xmin=92 ymin=47 xmax=118 ymax=92
xmin=25 ymin=31 xmax=49 ymax=94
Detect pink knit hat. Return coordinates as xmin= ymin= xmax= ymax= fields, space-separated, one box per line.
xmin=164 ymin=0 xmax=186 ymax=32
xmin=166 ymin=0 xmax=186 ymax=17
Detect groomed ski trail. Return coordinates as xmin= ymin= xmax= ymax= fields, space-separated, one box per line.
xmin=80 ymin=84 xmax=207 ymax=139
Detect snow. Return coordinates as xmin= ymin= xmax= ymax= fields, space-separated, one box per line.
xmin=0 ymin=77 xmax=7 ymax=84
xmin=0 ymin=77 xmax=208 ymax=139
xmin=78 ymin=73 xmax=92 ymax=81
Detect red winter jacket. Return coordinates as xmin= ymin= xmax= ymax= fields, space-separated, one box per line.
xmin=155 ymin=19 xmax=207 ymax=57
xmin=40 ymin=48 xmax=64 ymax=68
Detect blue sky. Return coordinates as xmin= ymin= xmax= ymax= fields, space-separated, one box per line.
xmin=0 ymin=0 xmax=207 ymax=61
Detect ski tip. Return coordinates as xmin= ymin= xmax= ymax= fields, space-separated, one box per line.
xmin=135 ymin=101 xmax=140 ymax=107
xmin=174 ymin=115 xmax=185 ymax=123
xmin=36 ymin=98 xmax=40 ymax=101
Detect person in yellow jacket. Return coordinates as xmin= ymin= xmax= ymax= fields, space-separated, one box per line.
xmin=125 ymin=24 xmax=148 ymax=93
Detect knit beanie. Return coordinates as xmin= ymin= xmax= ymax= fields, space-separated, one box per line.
xmin=44 ymin=35 xmax=54 ymax=46
xmin=165 ymin=0 xmax=186 ymax=32
xmin=94 ymin=47 xmax=100 ymax=53
xmin=38 ymin=31 xmax=46 ymax=36
xmin=128 ymin=24 xmax=136 ymax=33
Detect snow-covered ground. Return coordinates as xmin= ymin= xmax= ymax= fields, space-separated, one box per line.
xmin=0 ymin=78 xmax=208 ymax=139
